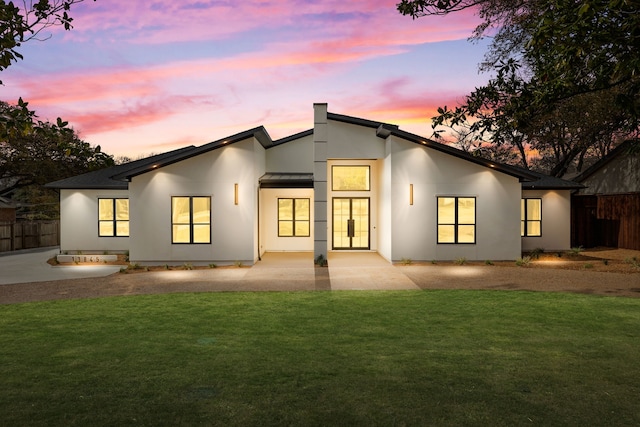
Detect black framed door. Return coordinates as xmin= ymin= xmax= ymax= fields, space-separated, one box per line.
xmin=332 ymin=198 xmax=370 ymax=249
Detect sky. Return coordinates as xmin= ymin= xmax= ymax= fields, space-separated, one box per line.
xmin=1 ymin=0 xmax=492 ymax=159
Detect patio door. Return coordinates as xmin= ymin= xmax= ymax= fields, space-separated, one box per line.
xmin=332 ymin=198 xmax=369 ymax=249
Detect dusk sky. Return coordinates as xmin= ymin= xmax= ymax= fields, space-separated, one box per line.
xmin=2 ymin=0 xmax=491 ymax=158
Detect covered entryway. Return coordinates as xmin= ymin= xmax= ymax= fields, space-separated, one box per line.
xmin=332 ymin=197 xmax=369 ymax=249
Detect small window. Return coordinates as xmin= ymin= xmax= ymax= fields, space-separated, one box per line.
xmin=98 ymin=198 xmax=129 ymax=237
xmin=172 ymin=196 xmax=211 ymax=244
xmin=521 ymin=198 xmax=542 ymax=237
xmin=332 ymin=166 xmax=370 ymax=191
xmin=278 ymin=198 xmax=310 ymax=237
xmin=437 ymin=197 xmax=476 ymax=244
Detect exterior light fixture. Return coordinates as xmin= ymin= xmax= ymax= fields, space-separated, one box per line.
xmin=409 ymin=184 xmax=414 ymax=205
xmin=234 ymin=183 xmax=239 ymax=205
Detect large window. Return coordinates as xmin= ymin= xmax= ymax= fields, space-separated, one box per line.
xmin=437 ymin=197 xmax=476 ymax=244
xmin=98 ymin=198 xmax=129 ymax=237
xmin=172 ymin=196 xmax=211 ymax=244
xmin=331 ymin=166 xmax=370 ymax=191
xmin=278 ymin=198 xmax=310 ymax=237
xmin=521 ymin=198 xmax=542 ymax=237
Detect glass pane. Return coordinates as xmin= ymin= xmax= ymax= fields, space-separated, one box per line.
xmin=438 ymin=225 xmax=455 ymax=243
xmin=332 ymin=166 xmax=370 ymax=191
xmin=99 ymin=221 xmax=114 ymax=236
xmin=116 ymin=221 xmax=129 ymax=237
xmin=458 ymin=225 xmax=475 ymax=243
xmin=99 ymin=199 xmax=113 ymax=221
xmin=437 ymin=198 xmax=455 ymax=224
xmin=333 ymin=198 xmax=350 ymax=248
xmin=527 ymin=221 xmax=541 ymax=237
xmin=279 ymin=199 xmax=293 ymax=220
xmin=527 ymin=199 xmax=541 ymax=221
xmin=294 ymin=199 xmax=309 ymax=220
xmin=116 ymin=199 xmax=129 ymax=220
xmin=193 ymin=225 xmax=210 ymax=243
xmin=192 ymin=197 xmax=210 ymax=224
xmin=173 ymin=224 xmax=190 ymax=243
xmin=279 ymin=220 xmax=293 ymax=236
xmin=295 ymin=221 xmax=309 ymax=237
xmin=172 ymin=197 xmax=191 ymax=224
xmin=458 ymin=198 xmax=475 ymax=224
xmin=521 ymin=220 xmax=525 ymax=237
xmin=521 ymin=199 xmax=526 ymax=221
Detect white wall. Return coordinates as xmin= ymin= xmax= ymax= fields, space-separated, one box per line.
xmin=521 ymin=189 xmax=571 ymax=252
xmin=260 ymin=188 xmax=314 ymax=252
xmin=128 ymin=138 xmax=261 ymax=265
xmin=327 ymin=121 xmax=385 ymax=159
xmin=266 ymin=134 xmax=314 ymax=172
xmin=59 ymin=189 xmax=130 ymax=253
xmin=388 ymin=137 xmax=522 ymax=261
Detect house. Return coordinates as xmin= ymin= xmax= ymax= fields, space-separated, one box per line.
xmin=46 ymin=103 xmax=579 ymax=265
xmin=572 ymin=140 xmax=640 ymax=250
xmin=0 ymin=196 xmax=17 ymax=223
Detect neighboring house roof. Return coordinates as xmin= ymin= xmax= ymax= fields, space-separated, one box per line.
xmin=573 ymin=140 xmax=637 ymax=183
xmin=519 ymin=170 xmax=584 ymax=190
xmin=0 ymin=196 xmax=17 ymax=209
xmin=45 ymin=146 xmax=197 ymax=189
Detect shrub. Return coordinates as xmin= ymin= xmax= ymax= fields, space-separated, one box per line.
xmin=183 ymin=263 xmax=193 ymax=270
xmin=314 ymin=254 xmax=328 ymax=267
xmin=400 ymin=258 xmax=413 ymax=266
xmin=583 ymin=263 xmax=594 ymax=269
xmin=529 ymin=248 xmax=545 ymax=259
xmin=567 ymin=246 xmax=584 ymax=257
xmin=516 ymin=256 xmax=532 ymax=267
xmin=208 ymin=263 xmax=217 ymax=269
xmin=454 ymin=257 xmax=467 ymax=265
xmin=485 ymin=260 xmax=494 ymax=266
xmin=234 ymin=261 xmax=243 ymax=268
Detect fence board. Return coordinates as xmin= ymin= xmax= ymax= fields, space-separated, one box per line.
xmin=0 ymin=221 xmax=60 ymax=253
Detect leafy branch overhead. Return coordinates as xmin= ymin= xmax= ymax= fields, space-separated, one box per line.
xmin=397 ymin=0 xmax=640 ymax=176
xmin=0 ymin=0 xmax=95 ymax=81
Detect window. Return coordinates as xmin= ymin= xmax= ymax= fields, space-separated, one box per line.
xmin=521 ymin=198 xmax=542 ymax=237
xmin=437 ymin=197 xmax=476 ymax=244
xmin=332 ymin=166 xmax=370 ymax=191
xmin=278 ymin=198 xmax=310 ymax=237
xmin=172 ymin=196 xmax=211 ymax=244
xmin=98 ymin=198 xmax=129 ymax=237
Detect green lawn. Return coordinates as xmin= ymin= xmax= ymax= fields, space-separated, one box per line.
xmin=1 ymin=290 xmax=639 ymax=426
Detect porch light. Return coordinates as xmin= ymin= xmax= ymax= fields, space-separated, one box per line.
xmin=409 ymin=184 xmax=414 ymax=205
xmin=234 ymin=183 xmax=239 ymax=205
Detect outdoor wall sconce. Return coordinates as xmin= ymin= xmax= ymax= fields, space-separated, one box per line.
xmin=234 ymin=183 xmax=239 ymax=205
xmin=409 ymin=184 xmax=414 ymax=205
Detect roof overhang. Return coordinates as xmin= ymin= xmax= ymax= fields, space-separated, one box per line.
xmin=259 ymin=173 xmax=314 ymax=188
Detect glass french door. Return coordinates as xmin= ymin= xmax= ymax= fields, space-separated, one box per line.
xmin=332 ymin=198 xmax=370 ymax=249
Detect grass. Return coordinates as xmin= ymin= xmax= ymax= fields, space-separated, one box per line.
xmin=1 ymin=291 xmax=640 ymax=426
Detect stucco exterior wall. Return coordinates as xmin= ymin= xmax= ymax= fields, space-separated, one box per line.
xmin=522 ymin=189 xmax=571 ymax=252
xmin=388 ymin=137 xmax=522 ymax=261
xmin=266 ymin=134 xmax=313 ymax=173
xmin=327 ymin=121 xmax=385 ymax=159
xmin=260 ymin=188 xmax=314 ymax=252
xmin=59 ymin=189 xmax=130 ymax=252
xmin=128 ymin=138 xmax=261 ymax=264
xmin=579 ymin=151 xmax=640 ymax=195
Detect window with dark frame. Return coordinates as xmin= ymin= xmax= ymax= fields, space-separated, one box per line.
xmin=98 ymin=198 xmax=129 ymax=237
xmin=278 ymin=198 xmax=310 ymax=237
xmin=171 ymin=196 xmax=211 ymax=244
xmin=437 ymin=196 xmax=476 ymax=244
xmin=331 ymin=165 xmax=370 ymax=191
xmin=521 ymin=198 xmax=542 ymax=237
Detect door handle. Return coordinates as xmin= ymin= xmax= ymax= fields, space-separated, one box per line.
xmin=347 ymin=219 xmax=355 ymax=237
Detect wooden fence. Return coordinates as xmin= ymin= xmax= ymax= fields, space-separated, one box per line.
xmin=0 ymin=221 xmax=60 ymax=252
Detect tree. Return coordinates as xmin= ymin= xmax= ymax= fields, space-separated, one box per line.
xmin=0 ymin=101 xmax=114 ymax=218
xmin=398 ymin=0 xmax=640 ymax=175
xmin=1 ymin=0 xmax=95 ymax=80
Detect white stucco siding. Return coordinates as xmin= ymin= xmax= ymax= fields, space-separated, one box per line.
xmin=377 ymin=141 xmax=393 ymax=261
xmin=327 ymin=121 xmax=385 ymax=159
xmin=388 ymin=138 xmax=522 ymax=261
xmin=260 ymin=188 xmax=314 ymax=252
xmin=579 ymin=151 xmax=640 ymax=195
xmin=265 ymin=134 xmax=313 ymax=173
xmin=522 ymin=189 xmax=571 ymax=252
xmin=59 ymin=189 xmax=130 ymax=252
xmin=129 ymin=138 xmax=260 ymax=264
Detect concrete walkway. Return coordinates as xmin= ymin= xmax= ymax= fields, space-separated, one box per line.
xmin=0 ymin=248 xmax=122 ymax=285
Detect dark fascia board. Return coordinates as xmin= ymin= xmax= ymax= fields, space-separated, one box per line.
xmin=328 ymin=112 xmax=400 ymax=130
xmin=381 ymin=127 xmax=539 ymax=182
xmin=573 ymin=139 xmax=637 ymax=183
xmin=113 ymin=126 xmax=273 ymax=180
xmin=270 ymin=129 xmax=314 ymax=148
xmin=259 ymin=172 xmax=314 ymax=188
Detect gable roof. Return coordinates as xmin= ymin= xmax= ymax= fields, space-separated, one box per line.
xmin=518 ymin=169 xmax=584 ymax=190
xmin=573 ymin=140 xmax=638 ymax=183
xmin=45 ymin=146 xmax=197 ymax=190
